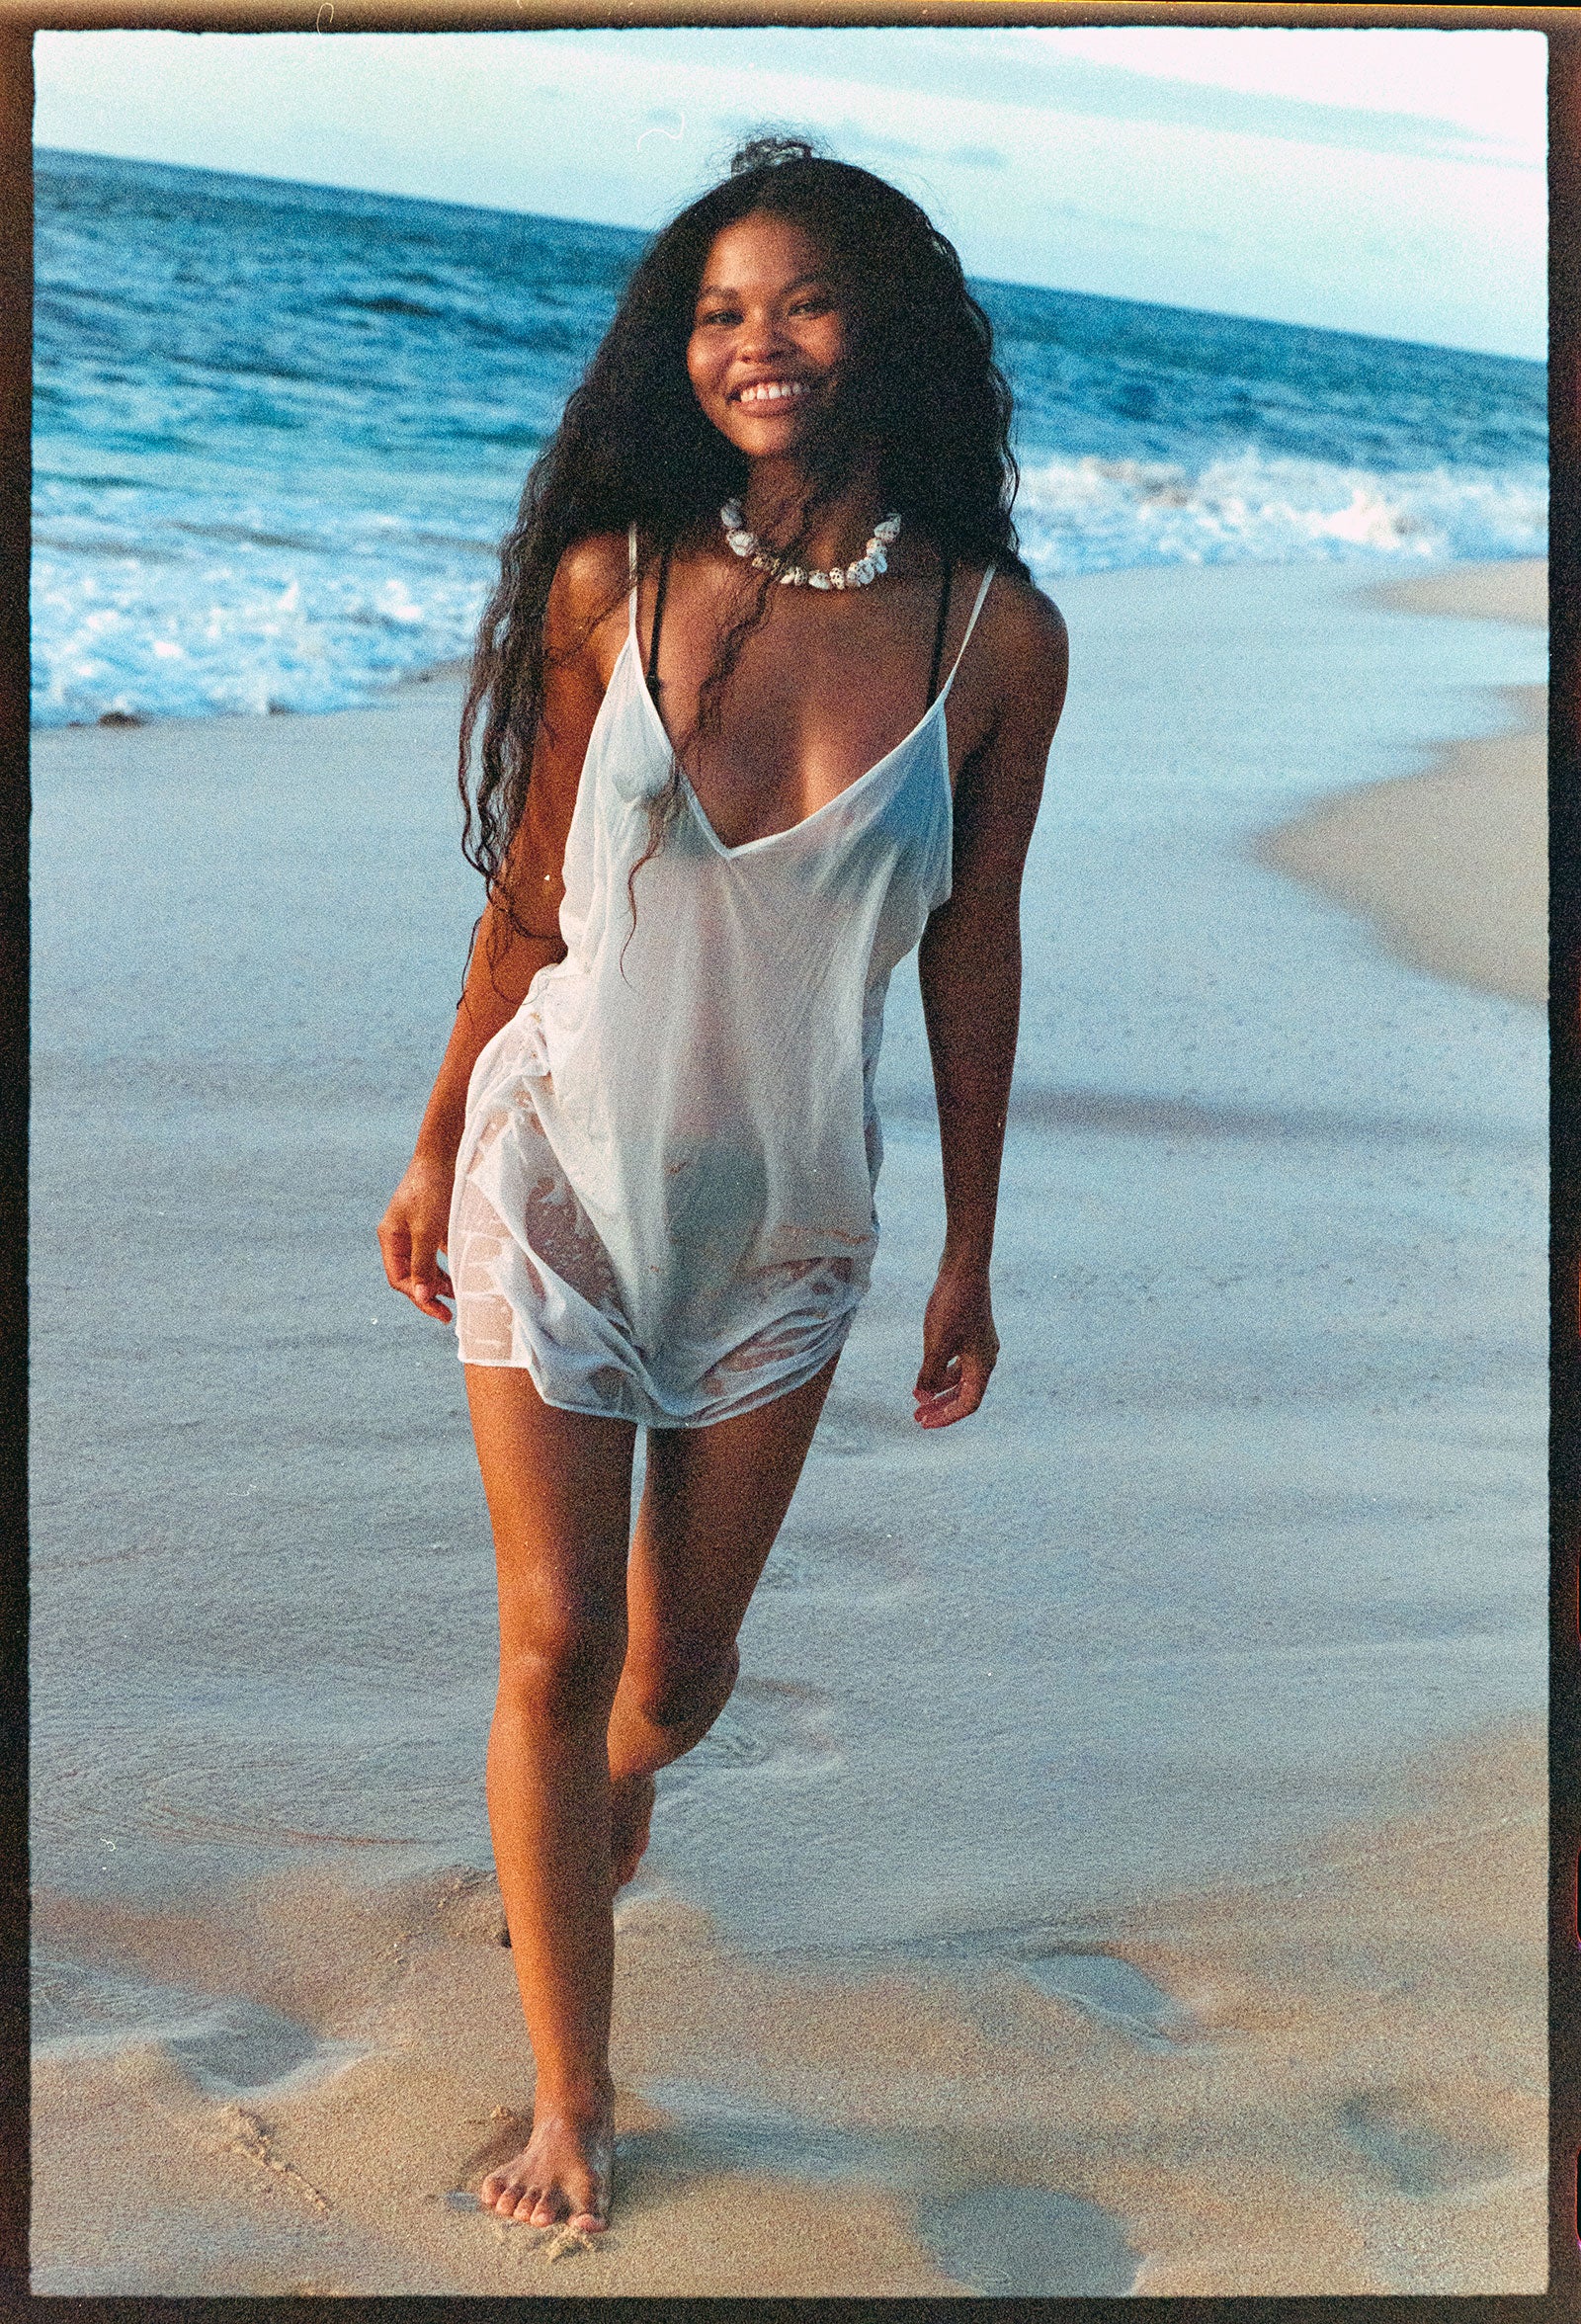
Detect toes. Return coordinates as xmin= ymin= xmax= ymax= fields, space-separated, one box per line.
xmin=476 ymin=2133 xmax=610 ymax=2235
xmin=567 ymin=2166 xmax=611 ymax=2232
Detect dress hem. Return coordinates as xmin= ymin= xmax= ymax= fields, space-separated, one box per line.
xmin=455 ymin=1310 xmax=857 ymax=1431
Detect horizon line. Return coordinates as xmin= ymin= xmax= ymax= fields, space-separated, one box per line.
xmin=34 ymin=140 xmax=1547 ymax=370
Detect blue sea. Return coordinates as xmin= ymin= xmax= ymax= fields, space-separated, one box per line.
xmin=33 ymin=147 xmax=1547 ymax=729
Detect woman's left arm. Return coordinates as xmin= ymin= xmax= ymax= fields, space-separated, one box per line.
xmin=914 ymin=581 xmax=1068 ymax=1428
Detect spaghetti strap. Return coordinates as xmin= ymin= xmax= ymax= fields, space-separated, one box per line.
xmin=626 ymin=526 xmax=670 ymax=688
xmin=924 ymin=560 xmax=954 ymax=710
xmin=648 ymin=546 xmax=671 ymax=692
xmin=937 ymin=566 xmax=996 ymax=703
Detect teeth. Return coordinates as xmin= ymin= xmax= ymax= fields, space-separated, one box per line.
xmin=737 ymin=380 xmax=809 ymax=405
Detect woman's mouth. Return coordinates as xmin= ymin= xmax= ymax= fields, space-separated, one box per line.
xmin=732 ymin=378 xmax=811 ymax=408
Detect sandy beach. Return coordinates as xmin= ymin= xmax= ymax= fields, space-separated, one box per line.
xmin=1258 ymin=559 xmax=1546 ymax=1007
xmin=31 ymin=556 xmax=1547 ymax=2294
xmin=31 ymin=1719 xmax=1545 ymax=2296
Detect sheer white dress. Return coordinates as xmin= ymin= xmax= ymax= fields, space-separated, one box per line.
xmin=448 ymin=540 xmax=995 ymax=1428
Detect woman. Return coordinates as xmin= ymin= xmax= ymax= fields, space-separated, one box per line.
xmin=377 ymin=136 xmax=1067 ymax=2236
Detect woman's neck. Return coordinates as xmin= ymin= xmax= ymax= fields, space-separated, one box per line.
xmin=738 ymin=456 xmax=886 ymax=571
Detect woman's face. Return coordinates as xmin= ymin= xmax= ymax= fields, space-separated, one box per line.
xmin=686 ymin=211 xmax=854 ymax=462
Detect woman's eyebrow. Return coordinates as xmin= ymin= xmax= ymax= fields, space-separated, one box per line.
xmin=694 ymin=270 xmax=832 ymax=302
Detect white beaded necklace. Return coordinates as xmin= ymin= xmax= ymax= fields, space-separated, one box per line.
xmin=720 ymin=500 xmax=902 ymax=591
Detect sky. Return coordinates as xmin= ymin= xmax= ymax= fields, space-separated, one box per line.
xmin=33 ymin=25 xmax=1547 ymax=359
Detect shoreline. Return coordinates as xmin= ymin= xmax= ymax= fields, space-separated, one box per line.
xmin=1255 ymin=558 xmax=1546 ymax=1008
xmin=37 ymin=554 xmax=1545 ymax=747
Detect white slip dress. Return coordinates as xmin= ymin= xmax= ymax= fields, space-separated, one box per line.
xmin=448 ymin=537 xmax=996 ymax=1429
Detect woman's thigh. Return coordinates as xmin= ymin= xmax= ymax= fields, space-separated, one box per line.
xmin=464 ymin=1366 xmax=637 ymax=1661
xmin=628 ymin=1353 xmax=840 ymax=1655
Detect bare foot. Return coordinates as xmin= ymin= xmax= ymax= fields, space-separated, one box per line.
xmin=479 ymin=2096 xmax=613 ymax=2232
xmin=610 ymin=1771 xmax=656 ymax=1890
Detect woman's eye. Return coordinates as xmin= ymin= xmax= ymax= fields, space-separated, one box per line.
xmin=698 ymin=307 xmax=739 ymax=328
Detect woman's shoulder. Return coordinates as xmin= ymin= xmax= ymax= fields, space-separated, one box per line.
xmin=980 ymin=562 xmax=1066 ymax=650
xmin=968 ymin=563 xmax=1067 ymax=712
xmin=543 ymin=531 xmax=633 ymax=674
xmin=548 ymin=530 xmax=632 ymax=621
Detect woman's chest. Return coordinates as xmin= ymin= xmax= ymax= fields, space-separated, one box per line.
xmin=649 ymin=599 xmax=980 ymax=850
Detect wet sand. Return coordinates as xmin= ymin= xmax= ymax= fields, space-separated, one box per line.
xmin=32 ymin=1719 xmax=1544 ymax=2296
xmin=31 ymin=556 xmax=1547 ymax=2293
xmin=1258 ymin=559 xmax=1546 ymax=1006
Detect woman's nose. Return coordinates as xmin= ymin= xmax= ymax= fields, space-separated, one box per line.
xmin=735 ymin=305 xmax=790 ymax=359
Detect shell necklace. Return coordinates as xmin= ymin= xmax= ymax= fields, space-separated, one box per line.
xmin=720 ymin=500 xmax=901 ymax=591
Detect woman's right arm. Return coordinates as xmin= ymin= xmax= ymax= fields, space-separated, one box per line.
xmin=376 ymin=534 xmax=629 ymax=1319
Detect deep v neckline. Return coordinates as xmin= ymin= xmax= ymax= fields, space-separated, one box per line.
xmin=619 ymin=559 xmax=995 ymax=860
xmin=625 ymin=632 xmax=951 ymax=861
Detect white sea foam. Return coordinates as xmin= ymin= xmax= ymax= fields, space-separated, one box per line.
xmin=30 ymin=454 xmax=1547 ymax=728
xmin=1015 ymin=451 xmax=1547 ymax=582
xmin=31 ymin=496 xmax=493 ymax=727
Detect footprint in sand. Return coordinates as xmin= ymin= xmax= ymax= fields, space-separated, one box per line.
xmin=167 ymin=2002 xmax=360 ymax=2101
xmin=1337 ymin=2090 xmax=1518 ymax=2198
xmin=33 ymin=1949 xmax=357 ymax=2100
xmin=1010 ymin=1948 xmax=1186 ymax=2042
xmin=659 ymin=1674 xmax=840 ymax=1790
xmin=915 ymin=2184 xmax=1141 ymax=2297
xmin=620 ymin=2082 xmax=1141 ymax=2297
xmin=894 ymin=1933 xmax=1187 ymax=2050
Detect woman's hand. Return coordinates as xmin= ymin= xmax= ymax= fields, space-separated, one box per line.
xmin=377 ymin=1152 xmax=458 ymax=1323
xmin=913 ymin=1259 xmax=999 ymax=1428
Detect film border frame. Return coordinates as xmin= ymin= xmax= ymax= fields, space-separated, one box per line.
xmin=0 ymin=9 xmax=1571 ymax=2315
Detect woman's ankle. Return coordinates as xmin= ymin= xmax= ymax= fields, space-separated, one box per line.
xmin=532 ymin=2072 xmax=615 ymax=2122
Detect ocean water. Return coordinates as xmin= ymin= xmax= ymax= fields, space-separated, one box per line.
xmin=33 ymin=146 xmax=1547 ymax=729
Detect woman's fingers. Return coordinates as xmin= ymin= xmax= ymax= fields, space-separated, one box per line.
xmin=913 ymin=1264 xmax=998 ymax=1429
xmin=913 ymin=1330 xmax=996 ymax=1429
xmin=377 ymin=1201 xmax=456 ymax=1321
xmin=912 ymin=1348 xmax=992 ymax=1428
xmin=406 ymin=1259 xmax=456 ymax=1323
xmin=401 ymin=1237 xmax=455 ymax=1319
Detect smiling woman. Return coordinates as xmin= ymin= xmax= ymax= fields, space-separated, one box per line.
xmin=375 ymin=134 xmax=1067 ymax=2234
xmin=689 ymin=221 xmax=844 ymax=428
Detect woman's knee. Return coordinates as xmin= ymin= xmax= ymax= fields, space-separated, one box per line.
xmin=498 ymin=1595 xmax=628 ymax=1731
xmin=635 ymin=1636 xmax=740 ymax=1738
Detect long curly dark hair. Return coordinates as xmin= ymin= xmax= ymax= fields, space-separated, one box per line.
xmin=459 ymin=134 xmax=1030 ymax=936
